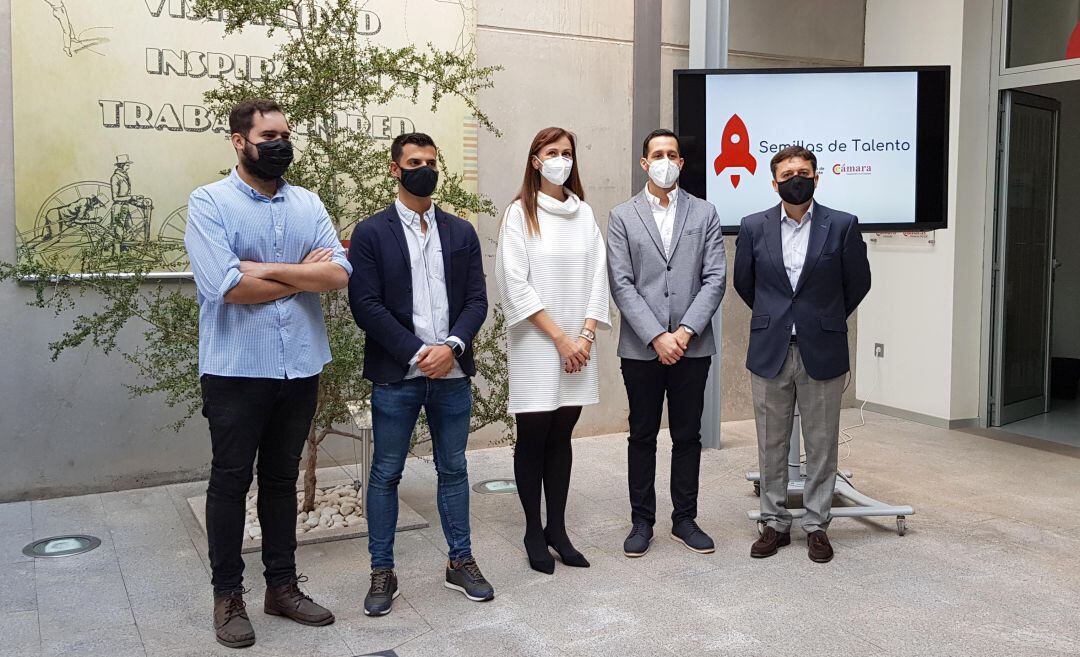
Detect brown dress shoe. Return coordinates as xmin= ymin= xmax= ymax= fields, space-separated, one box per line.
xmin=750 ymin=526 xmax=791 ymax=558
xmin=807 ymin=530 xmax=834 ymax=563
xmin=214 ymin=591 xmax=255 ymax=649
xmin=264 ymin=576 xmax=335 ymax=626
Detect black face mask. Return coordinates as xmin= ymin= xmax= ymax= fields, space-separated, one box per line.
xmin=777 ymin=174 xmax=816 ymax=205
xmin=243 ymin=138 xmax=294 ymax=180
xmin=399 ymin=165 xmax=439 ymax=198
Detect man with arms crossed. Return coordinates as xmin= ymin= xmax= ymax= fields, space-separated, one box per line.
xmin=734 ymin=145 xmax=871 ymax=563
xmin=185 ymin=99 xmax=351 ymax=648
xmin=348 ymin=132 xmax=493 ymax=617
xmin=607 ymin=129 xmax=727 ymax=558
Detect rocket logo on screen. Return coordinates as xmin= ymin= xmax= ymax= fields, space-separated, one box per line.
xmin=713 ymin=114 xmax=757 ymax=188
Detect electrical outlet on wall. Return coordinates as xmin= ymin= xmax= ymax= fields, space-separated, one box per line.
xmin=874 ymin=343 xmax=885 ymax=358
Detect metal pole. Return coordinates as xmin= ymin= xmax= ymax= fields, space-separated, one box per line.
xmin=631 ymin=0 xmax=662 ymax=191
xmin=692 ymin=0 xmax=729 ymax=449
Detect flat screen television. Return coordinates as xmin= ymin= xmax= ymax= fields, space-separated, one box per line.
xmin=673 ymin=66 xmax=950 ymax=234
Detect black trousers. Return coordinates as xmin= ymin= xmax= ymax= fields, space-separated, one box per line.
xmin=201 ymin=373 xmax=319 ymax=595
xmin=513 ymin=406 xmax=583 ymax=538
xmin=621 ymin=356 xmax=711 ymax=526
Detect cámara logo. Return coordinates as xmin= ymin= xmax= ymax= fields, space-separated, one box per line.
xmin=832 ymin=163 xmax=872 ymax=175
xmin=713 ymin=114 xmax=756 ymax=188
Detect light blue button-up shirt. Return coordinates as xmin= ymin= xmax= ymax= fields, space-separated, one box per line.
xmin=781 ymin=201 xmax=814 ymax=335
xmin=394 ymin=199 xmax=465 ymax=380
xmin=185 ymin=168 xmax=352 ymax=379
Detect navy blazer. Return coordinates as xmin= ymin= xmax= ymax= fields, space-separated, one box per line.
xmin=347 ymin=204 xmax=488 ymax=384
xmin=733 ymin=203 xmax=871 ymax=381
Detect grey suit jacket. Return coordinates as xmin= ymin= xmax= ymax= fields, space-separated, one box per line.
xmin=606 ymin=188 xmax=727 ymax=360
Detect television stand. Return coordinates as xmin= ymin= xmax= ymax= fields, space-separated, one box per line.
xmin=745 ymin=407 xmax=914 ymax=536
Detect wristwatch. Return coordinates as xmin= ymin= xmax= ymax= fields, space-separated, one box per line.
xmin=449 ymin=341 xmax=466 ymax=358
xmin=580 ymin=328 xmax=596 ymax=341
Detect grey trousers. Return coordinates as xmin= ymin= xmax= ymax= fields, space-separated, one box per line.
xmin=750 ymin=344 xmax=844 ymax=534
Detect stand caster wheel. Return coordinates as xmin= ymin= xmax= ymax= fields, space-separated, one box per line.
xmin=896 ymin=516 xmax=907 ymax=536
xmin=753 ymin=481 xmax=761 ymax=497
xmin=756 ymin=520 xmax=765 ymax=536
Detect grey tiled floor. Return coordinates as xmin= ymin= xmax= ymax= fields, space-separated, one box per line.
xmin=3 ymin=410 xmax=1080 ymax=657
xmin=1002 ymin=398 xmax=1080 ymax=448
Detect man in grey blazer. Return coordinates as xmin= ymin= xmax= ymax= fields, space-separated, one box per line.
xmin=607 ymin=129 xmax=727 ymax=558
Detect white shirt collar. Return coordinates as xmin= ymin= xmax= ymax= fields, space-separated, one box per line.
xmin=394 ymin=198 xmax=435 ymax=229
xmin=644 ymin=185 xmax=678 ymax=208
xmin=781 ymin=201 xmax=815 ymax=227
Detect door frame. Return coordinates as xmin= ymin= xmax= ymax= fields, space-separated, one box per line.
xmin=989 ymin=89 xmax=1059 ymax=425
xmin=978 ymin=0 xmax=1080 ymax=428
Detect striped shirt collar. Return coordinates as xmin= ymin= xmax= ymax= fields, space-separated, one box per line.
xmin=229 ymin=167 xmax=290 ymax=201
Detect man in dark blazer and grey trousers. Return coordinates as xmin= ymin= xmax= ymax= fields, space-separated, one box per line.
xmin=734 ymin=145 xmax=871 ymax=564
xmin=607 ymin=129 xmax=726 ymax=558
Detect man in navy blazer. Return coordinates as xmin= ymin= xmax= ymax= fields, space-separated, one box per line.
xmin=347 ymin=132 xmax=493 ymax=617
xmin=734 ymin=145 xmax=870 ymax=564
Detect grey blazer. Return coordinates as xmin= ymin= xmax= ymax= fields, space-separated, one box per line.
xmin=606 ymin=188 xmax=727 ymax=360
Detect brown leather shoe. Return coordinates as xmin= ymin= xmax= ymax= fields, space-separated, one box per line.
xmin=214 ymin=590 xmax=255 ymax=649
xmin=264 ymin=575 xmax=335 ymax=626
xmin=750 ymin=526 xmax=791 ymax=558
xmin=807 ymin=530 xmax=834 ymax=563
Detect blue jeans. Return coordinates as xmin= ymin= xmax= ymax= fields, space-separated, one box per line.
xmin=368 ymin=377 xmax=473 ymax=569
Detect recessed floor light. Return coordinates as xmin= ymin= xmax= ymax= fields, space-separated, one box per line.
xmin=22 ymin=535 xmax=101 ymax=558
xmin=471 ymin=479 xmax=518 ymax=495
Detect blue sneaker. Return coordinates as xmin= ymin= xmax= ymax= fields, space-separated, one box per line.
xmin=444 ymin=558 xmax=494 ymax=602
xmin=671 ymin=519 xmax=715 ymax=554
xmin=623 ymin=522 xmax=654 ymax=557
xmin=363 ymin=568 xmax=398 ymax=616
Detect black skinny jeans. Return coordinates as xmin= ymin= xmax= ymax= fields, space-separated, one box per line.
xmin=621 ymin=356 xmax=711 ymax=526
xmin=513 ymin=406 xmax=583 ymax=539
xmin=201 ymin=373 xmax=319 ymax=595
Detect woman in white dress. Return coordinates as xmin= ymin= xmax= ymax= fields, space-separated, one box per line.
xmin=495 ymin=127 xmax=610 ymax=574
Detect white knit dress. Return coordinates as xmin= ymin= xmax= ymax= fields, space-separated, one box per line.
xmin=495 ymin=191 xmax=611 ymax=414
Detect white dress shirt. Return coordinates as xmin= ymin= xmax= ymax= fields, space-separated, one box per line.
xmin=780 ymin=201 xmax=815 ymax=335
xmin=645 ymin=185 xmax=678 ymax=257
xmin=394 ymin=199 xmax=465 ymax=379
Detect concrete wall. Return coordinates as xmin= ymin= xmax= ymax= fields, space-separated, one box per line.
xmin=859 ymin=0 xmax=994 ymax=424
xmin=471 ymin=0 xmax=638 ymax=442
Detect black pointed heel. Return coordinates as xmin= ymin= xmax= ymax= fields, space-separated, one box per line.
xmin=544 ymin=529 xmax=590 ymax=568
xmin=523 ymin=535 xmax=555 ymax=574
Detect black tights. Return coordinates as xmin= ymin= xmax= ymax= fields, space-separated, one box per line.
xmin=514 ymin=406 xmax=582 ymax=543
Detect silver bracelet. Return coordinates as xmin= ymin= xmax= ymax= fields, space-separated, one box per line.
xmin=578 ymin=333 xmax=594 ymax=343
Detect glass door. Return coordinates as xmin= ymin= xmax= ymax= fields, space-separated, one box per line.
xmin=991 ymin=90 xmax=1060 ymax=425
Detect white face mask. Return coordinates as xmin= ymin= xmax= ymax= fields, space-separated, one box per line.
xmin=536 ymin=155 xmax=573 ymax=186
xmin=647 ymin=158 xmax=681 ymax=188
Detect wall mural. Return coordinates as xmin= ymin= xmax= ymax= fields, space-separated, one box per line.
xmin=12 ymin=0 xmax=479 ymax=274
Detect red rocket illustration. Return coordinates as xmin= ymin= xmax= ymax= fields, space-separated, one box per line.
xmin=1068 ymin=20 xmax=1080 ymax=59
xmin=713 ymin=114 xmax=756 ymax=188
